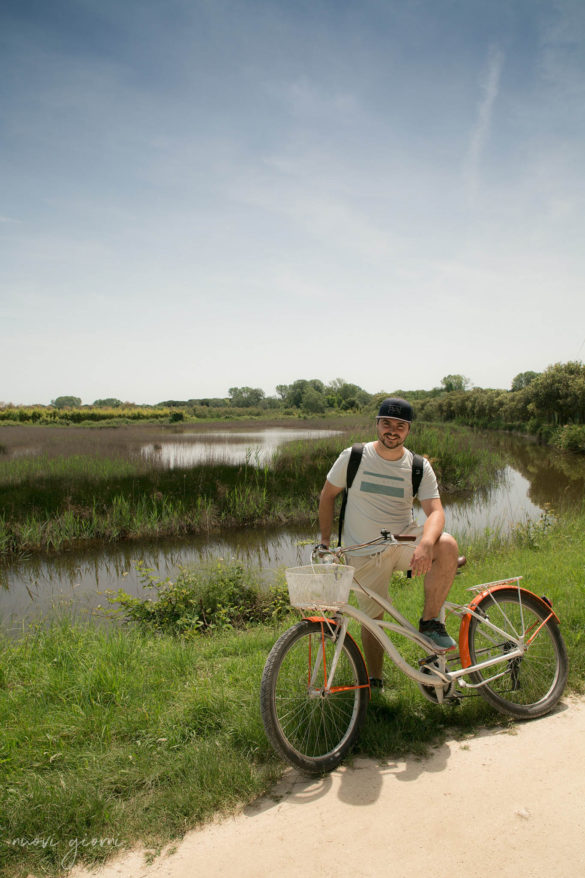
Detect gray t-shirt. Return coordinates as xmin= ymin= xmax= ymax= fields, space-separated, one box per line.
xmin=326 ymin=442 xmax=440 ymax=555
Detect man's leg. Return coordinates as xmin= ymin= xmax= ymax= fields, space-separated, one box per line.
xmin=352 ymin=551 xmax=396 ymax=681
xmin=421 ymin=532 xmax=459 ymax=621
xmin=361 ymin=615 xmax=384 ymax=680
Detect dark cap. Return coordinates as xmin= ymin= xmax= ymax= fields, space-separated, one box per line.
xmin=376 ymin=397 xmax=413 ymax=423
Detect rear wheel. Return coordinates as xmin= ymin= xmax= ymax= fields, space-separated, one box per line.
xmin=467 ymin=589 xmax=568 ymax=719
xmin=260 ymin=620 xmax=369 ymax=773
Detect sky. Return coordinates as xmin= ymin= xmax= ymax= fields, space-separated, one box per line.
xmin=1 ymin=0 xmax=584 ymax=405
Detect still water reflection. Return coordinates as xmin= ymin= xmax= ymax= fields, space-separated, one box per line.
xmin=140 ymin=429 xmax=341 ymax=467
xmin=0 ymin=525 xmax=313 ymax=631
xmin=443 ymin=467 xmax=542 ymax=535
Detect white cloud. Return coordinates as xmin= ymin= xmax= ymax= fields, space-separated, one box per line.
xmin=463 ymin=45 xmax=505 ymax=204
xmin=540 ymin=0 xmax=585 ymax=96
xmin=278 ymin=76 xmax=359 ymax=120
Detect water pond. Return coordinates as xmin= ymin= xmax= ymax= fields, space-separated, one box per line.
xmin=139 ymin=428 xmax=342 ymax=467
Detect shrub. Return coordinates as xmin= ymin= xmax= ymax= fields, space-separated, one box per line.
xmin=554 ymin=424 xmax=585 ymax=454
xmin=106 ymin=559 xmax=291 ymax=635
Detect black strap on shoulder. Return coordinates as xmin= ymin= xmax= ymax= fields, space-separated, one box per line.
xmin=337 ymin=443 xmax=364 ymax=546
xmin=337 ymin=447 xmax=425 ymax=546
xmin=411 ymin=452 xmax=424 ymax=498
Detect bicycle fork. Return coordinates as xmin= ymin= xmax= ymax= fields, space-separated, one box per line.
xmin=308 ymin=617 xmax=368 ymax=697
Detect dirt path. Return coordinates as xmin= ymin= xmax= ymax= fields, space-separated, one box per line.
xmin=72 ymin=697 xmax=585 ymax=878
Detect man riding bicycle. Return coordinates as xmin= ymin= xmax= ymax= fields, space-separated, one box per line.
xmin=318 ymin=397 xmax=459 ymax=690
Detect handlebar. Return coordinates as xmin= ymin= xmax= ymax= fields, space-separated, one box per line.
xmin=312 ymin=531 xmax=467 ymax=571
xmin=312 ymin=530 xmax=416 ymax=563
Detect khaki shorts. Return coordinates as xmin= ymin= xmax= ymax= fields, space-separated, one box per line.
xmin=348 ymin=525 xmax=423 ymax=618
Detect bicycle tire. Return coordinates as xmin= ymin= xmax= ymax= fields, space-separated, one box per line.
xmin=260 ymin=619 xmax=369 ymax=774
xmin=467 ymin=589 xmax=568 ymax=719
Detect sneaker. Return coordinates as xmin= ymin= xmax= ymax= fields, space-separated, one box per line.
xmin=419 ymin=617 xmax=457 ymax=651
xmin=369 ymin=677 xmax=384 ymax=695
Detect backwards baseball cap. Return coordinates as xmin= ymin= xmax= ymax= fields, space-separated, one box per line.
xmin=376 ymin=397 xmax=413 ymax=423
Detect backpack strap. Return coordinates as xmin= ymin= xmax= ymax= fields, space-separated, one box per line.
xmin=406 ymin=452 xmax=425 ymax=580
xmin=411 ymin=453 xmax=424 ymax=498
xmin=337 ymin=443 xmax=364 ymax=546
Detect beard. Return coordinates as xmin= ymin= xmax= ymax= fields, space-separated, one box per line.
xmin=377 ymin=431 xmax=404 ymax=449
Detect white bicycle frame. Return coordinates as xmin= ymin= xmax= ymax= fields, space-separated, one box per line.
xmin=307 ymin=574 xmax=541 ymax=699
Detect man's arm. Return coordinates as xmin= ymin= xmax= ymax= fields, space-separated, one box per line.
xmin=318 ymin=479 xmax=344 ymax=547
xmin=410 ymin=497 xmax=445 ymax=577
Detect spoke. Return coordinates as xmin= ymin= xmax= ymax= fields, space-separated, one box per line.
xmin=273 ymin=632 xmax=361 ymax=758
xmin=471 ymin=600 xmax=559 ymax=706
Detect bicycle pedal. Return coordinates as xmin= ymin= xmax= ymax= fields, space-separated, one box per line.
xmin=419 ymin=655 xmax=439 ymax=667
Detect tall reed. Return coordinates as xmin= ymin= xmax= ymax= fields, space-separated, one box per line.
xmin=0 ymin=425 xmax=504 ymax=556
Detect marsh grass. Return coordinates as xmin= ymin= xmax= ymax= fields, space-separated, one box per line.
xmin=0 ymin=423 xmax=503 ymax=557
xmin=407 ymin=424 xmax=505 ymax=492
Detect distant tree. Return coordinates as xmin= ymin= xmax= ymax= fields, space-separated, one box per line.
xmin=275 ymin=380 xmax=325 ymax=408
xmin=511 ymin=371 xmax=539 ymax=392
xmin=187 ymin=398 xmax=228 ymax=407
xmin=302 ymin=386 xmax=326 ymax=413
xmin=276 ymin=377 xmax=371 ymax=411
xmin=326 ymin=379 xmax=371 ymax=409
xmin=440 ymin=375 xmax=470 ymax=393
xmin=525 ymin=361 xmax=585 ymax=424
xmin=93 ymin=398 xmax=122 ymax=407
xmin=51 ymin=396 xmax=82 ymax=408
xmin=228 ymin=386 xmax=265 ymax=407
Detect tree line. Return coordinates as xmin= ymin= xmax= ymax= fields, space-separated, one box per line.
xmin=42 ymin=379 xmax=374 ymax=414
xmin=2 ymin=362 xmax=585 ymax=451
xmin=414 ymin=362 xmax=585 ymax=452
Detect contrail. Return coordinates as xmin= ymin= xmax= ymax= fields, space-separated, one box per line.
xmin=464 ymin=45 xmax=505 ymax=202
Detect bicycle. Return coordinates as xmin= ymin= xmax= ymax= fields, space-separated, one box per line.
xmin=260 ymin=531 xmax=568 ymax=774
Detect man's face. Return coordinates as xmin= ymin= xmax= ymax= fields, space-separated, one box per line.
xmin=376 ymin=417 xmax=410 ymax=449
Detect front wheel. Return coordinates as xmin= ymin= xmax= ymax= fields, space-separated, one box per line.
xmin=260 ymin=620 xmax=369 ymax=773
xmin=467 ymin=589 xmax=568 ymax=719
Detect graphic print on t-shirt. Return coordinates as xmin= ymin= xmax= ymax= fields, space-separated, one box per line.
xmin=359 ymin=470 xmax=405 ymax=498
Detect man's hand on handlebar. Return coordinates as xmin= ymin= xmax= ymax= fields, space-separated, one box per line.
xmin=311 ymin=543 xmax=338 ymax=564
xmin=311 ymin=532 xmax=417 ymax=564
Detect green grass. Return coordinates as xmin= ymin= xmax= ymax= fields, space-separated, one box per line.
xmin=0 ymin=620 xmax=286 ymax=877
xmin=1 ymin=505 xmax=584 ymax=876
xmin=0 ymin=424 xmax=503 ymax=557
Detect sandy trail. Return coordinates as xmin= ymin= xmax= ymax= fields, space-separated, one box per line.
xmin=71 ymin=697 xmax=585 ymax=878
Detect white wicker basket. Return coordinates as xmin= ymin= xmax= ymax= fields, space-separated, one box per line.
xmin=285 ymin=564 xmax=355 ymax=609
